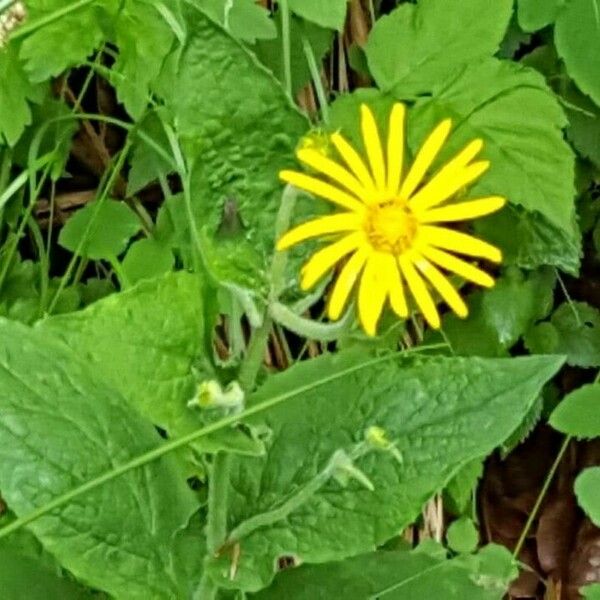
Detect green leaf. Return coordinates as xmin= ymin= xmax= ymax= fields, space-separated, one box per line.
xmin=525 ymin=302 xmax=600 ymax=367
xmin=127 ymin=109 xmax=174 ymax=195
xmin=122 ymin=238 xmax=174 ymax=285
xmin=575 ymin=467 xmax=600 ymax=527
xmin=288 ymin=0 xmax=348 ymax=31
xmin=255 ymin=14 xmax=333 ymax=95
xmin=555 ymin=0 xmax=600 ymax=107
xmin=19 ymin=0 xmax=117 ymax=81
xmin=480 ymin=267 xmax=555 ymax=348
xmin=162 ymin=7 xmax=308 ymax=291
xmin=58 ymin=199 xmax=142 ymax=260
xmin=434 ymin=267 xmax=555 ymax=358
xmin=0 ymin=318 xmax=200 ymax=598
xmin=253 ymin=544 xmax=518 ymax=599
xmin=365 ymin=0 xmax=513 ymax=93
xmin=206 ymin=352 xmax=563 ymax=590
xmin=36 ymin=273 xmax=207 ymax=440
xmin=582 ymin=583 xmax=600 ymax=599
xmin=409 ymin=59 xmax=576 ymax=235
xmin=193 ymin=0 xmax=276 ymax=43
xmin=0 ymin=45 xmax=44 ymax=146
xmin=444 ymin=459 xmax=484 ymax=515
xmin=549 ymin=383 xmax=600 ymax=438
xmin=517 ymin=0 xmax=565 ymax=32
xmin=447 ymin=517 xmax=479 ymax=554
xmin=0 ymin=548 xmax=93 ymax=600
xmin=112 ymin=0 xmax=175 ymax=118
xmin=474 ymin=207 xmax=581 ymax=275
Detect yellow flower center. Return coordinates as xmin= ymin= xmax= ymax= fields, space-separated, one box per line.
xmin=365 ymin=200 xmax=417 ymax=255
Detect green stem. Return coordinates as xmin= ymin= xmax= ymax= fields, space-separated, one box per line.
xmin=279 ymin=0 xmax=292 ymax=98
xmin=47 ymin=143 xmax=131 ymax=314
xmin=107 ymin=255 xmax=130 ymax=289
xmin=238 ymin=316 xmax=273 ymax=393
xmin=302 ymin=35 xmax=329 ymax=124
xmin=512 ymin=436 xmax=571 ymax=558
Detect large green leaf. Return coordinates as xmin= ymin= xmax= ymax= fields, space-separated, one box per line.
xmin=0 ymin=318 xmax=200 ymax=599
xmin=253 ymin=544 xmax=518 ymax=600
xmin=517 ymin=0 xmax=565 ymax=32
xmin=409 ymin=59 xmax=576 ymax=236
xmin=162 ymin=7 xmax=308 ymax=292
xmin=205 ymin=352 xmax=563 ymax=591
xmin=555 ymin=0 xmax=600 ymax=107
xmin=365 ymin=0 xmax=513 ymax=93
xmin=36 ymin=273 xmax=208 ymax=439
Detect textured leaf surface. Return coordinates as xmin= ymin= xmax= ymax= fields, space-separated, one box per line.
xmin=549 ymin=383 xmax=600 ymax=438
xmin=517 ymin=0 xmax=565 ymax=31
xmin=409 ymin=59 xmax=576 ymax=235
xmin=162 ymin=8 xmax=307 ymax=290
xmin=575 ymin=467 xmax=600 ymax=527
xmin=289 ymin=0 xmax=348 ymax=31
xmin=58 ymin=200 xmax=142 ymax=260
xmin=555 ymin=0 xmax=600 ymax=107
xmin=36 ymin=272 xmax=207 ymax=439
xmin=206 ymin=352 xmax=563 ymax=590
xmin=365 ymin=0 xmax=513 ymax=92
xmin=0 ymin=318 xmax=199 ymax=598
xmin=253 ymin=544 xmax=517 ymax=600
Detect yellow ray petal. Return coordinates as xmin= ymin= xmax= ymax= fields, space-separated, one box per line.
xmin=418 ymin=225 xmax=502 ymax=262
xmin=413 ymin=254 xmax=468 ymax=318
xmin=300 ymin=232 xmax=365 ymax=290
xmin=383 ymin=252 xmax=408 ymax=317
xmin=419 ymin=245 xmax=495 ymax=288
xmin=330 ymin=132 xmax=376 ymax=194
xmin=277 ymin=213 xmax=362 ymax=250
xmin=280 ymin=170 xmax=366 ymax=213
xmin=328 ymin=246 xmax=371 ymax=320
xmin=409 ymin=160 xmax=490 ymax=212
xmin=418 ymin=196 xmax=506 ymax=223
xmin=296 ymin=149 xmax=371 ymax=203
xmin=358 ymin=252 xmax=389 ymax=336
xmin=398 ymin=255 xmax=441 ymax=329
xmin=360 ymin=104 xmax=386 ymax=191
xmin=399 ymin=119 xmax=452 ymax=201
xmin=386 ymin=103 xmax=406 ymax=196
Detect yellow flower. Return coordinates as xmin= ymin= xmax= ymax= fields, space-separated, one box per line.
xmin=277 ymin=103 xmax=506 ymax=336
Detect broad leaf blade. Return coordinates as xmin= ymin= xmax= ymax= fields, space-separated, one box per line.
xmin=252 ymin=544 xmax=518 ymax=600
xmin=365 ymin=0 xmax=513 ymax=93
xmin=549 ymin=383 xmax=600 ymax=438
xmin=206 ymin=352 xmax=563 ymax=591
xmin=0 ymin=318 xmax=200 ymax=598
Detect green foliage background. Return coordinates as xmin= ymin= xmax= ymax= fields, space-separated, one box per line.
xmin=0 ymin=0 xmax=599 ymax=597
